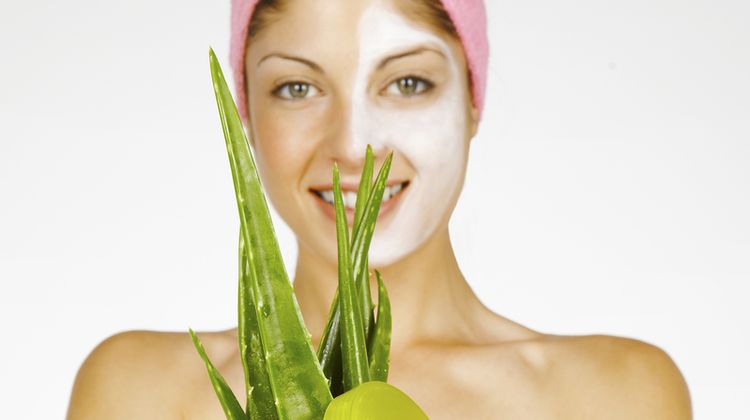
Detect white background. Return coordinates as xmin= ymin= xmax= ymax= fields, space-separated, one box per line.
xmin=1 ymin=0 xmax=748 ymax=418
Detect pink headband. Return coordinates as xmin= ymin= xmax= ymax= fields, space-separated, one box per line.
xmin=230 ymin=0 xmax=488 ymax=124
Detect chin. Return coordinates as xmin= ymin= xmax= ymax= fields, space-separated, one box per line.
xmin=366 ymin=247 xmax=407 ymax=269
xmin=368 ymin=207 xmax=451 ymax=270
xmin=366 ymin=227 xmax=430 ymax=268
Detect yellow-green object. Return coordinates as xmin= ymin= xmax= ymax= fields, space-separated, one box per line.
xmin=324 ymin=381 xmax=429 ymax=420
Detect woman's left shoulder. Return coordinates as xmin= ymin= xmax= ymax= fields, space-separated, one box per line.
xmin=551 ymin=334 xmax=687 ymax=380
xmin=535 ymin=334 xmax=693 ymax=418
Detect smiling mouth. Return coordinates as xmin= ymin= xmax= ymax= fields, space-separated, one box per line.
xmin=308 ymin=180 xmax=410 ymax=211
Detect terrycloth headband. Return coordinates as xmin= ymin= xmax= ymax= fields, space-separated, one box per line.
xmin=230 ymin=0 xmax=488 ymax=124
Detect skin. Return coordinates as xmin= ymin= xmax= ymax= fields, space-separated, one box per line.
xmin=66 ymin=0 xmax=692 ymax=419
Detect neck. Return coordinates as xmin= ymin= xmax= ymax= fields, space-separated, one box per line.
xmin=292 ymin=226 xmax=487 ymax=352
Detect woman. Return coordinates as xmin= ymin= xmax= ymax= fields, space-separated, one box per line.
xmin=67 ymin=0 xmax=692 ymax=418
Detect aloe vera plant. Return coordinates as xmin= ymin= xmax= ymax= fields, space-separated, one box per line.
xmin=190 ymin=48 xmax=426 ymax=419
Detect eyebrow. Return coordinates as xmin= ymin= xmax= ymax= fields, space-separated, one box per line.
xmin=256 ymin=45 xmax=446 ymax=74
xmin=375 ymin=45 xmax=447 ymax=71
xmin=257 ymin=53 xmax=325 ymax=73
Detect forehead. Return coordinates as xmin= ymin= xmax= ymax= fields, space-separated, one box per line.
xmin=247 ymin=0 xmax=456 ymax=64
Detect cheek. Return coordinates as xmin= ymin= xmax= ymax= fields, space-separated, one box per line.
xmin=250 ymin=91 xmax=331 ymax=174
xmin=360 ymin=87 xmax=469 ymax=181
xmin=249 ymin=108 xmax=316 ymax=213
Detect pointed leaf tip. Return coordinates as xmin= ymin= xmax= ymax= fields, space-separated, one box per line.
xmin=208 ymin=47 xmax=218 ymax=68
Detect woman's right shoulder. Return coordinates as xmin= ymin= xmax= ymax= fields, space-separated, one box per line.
xmin=66 ymin=329 xmax=237 ymax=420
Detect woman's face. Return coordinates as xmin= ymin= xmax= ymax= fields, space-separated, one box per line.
xmin=244 ymin=0 xmax=478 ymax=267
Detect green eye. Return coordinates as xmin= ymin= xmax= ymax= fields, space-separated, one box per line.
xmin=275 ymin=81 xmax=320 ymax=100
xmin=386 ymin=76 xmax=433 ymax=97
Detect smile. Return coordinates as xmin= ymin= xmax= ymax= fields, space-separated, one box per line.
xmin=311 ymin=180 xmax=409 ymax=208
xmin=308 ymin=180 xmax=410 ymax=223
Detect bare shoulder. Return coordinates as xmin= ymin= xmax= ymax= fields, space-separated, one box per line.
xmin=66 ymin=328 xmax=237 ymax=420
xmin=526 ymin=334 xmax=693 ymax=419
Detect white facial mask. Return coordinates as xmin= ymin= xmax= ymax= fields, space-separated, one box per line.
xmin=351 ymin=1 xmax=469 ymax=267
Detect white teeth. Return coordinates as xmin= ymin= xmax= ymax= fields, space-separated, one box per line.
xmin=382 ymin=187 xmax=392 ymax=202
xmin=315 ymin=181 xmax=407 ymax=208
xmin=321 ymin=190 xmax=334 ymax=204
xmin=382 ymin=181 xmax=406 ymax=202
xmin=344 ymin=191 xmax=357 ymax=209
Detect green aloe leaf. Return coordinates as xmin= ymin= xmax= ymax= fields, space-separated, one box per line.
xmin=333 ymin=163 xmax=371 ymax=391
xmin=368 ymin=270 xmax=392 ymax=382
xmin=317 ymin=152 xmax=393 ymax=394
xmin=351 ymin=153 xmax=393 ymax=340
xmin=209 ymin=47 xmax=332 ymax=419
xmin=238 ymin=232 xmax=277 ymax=419
xmin=351 ymin=145 xmax=374 ymax=238
xmin=350 ymin=152 xmax=393 ymax=353
xmin=317 ymin=145 xmax=375 ymax=394
xmin=352 ymin=146 xmax=376 ymax=342
xmin=189 ymin=329 xmax=250 ymax=420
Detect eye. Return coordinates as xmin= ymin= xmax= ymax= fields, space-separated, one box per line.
xmin=384 ymin=76 xmax=434 ymax=97
xmin=273 ymin=81 xmax=321 ymax=100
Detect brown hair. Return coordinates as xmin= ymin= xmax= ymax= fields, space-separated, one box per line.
xmin=247 ymin=0 xmax=289 ymax=40
xmin=246 ymin=0 xmax=473 ymax=95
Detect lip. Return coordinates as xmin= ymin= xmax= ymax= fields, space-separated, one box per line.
xmin=308 ymin=180 xmax=410 ymax=226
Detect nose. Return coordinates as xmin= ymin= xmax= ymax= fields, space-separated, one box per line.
xmin=321 ymin=97 xmax=388 ymax=176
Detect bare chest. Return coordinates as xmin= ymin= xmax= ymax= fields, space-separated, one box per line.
xmin=386 ymin=350 xmax=557 ymax=419
xmin=180 ymin=348 xmax=556 ymax=420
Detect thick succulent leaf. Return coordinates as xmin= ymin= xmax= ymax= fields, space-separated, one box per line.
xmin=367 ymin=271 xmax=391 ymax=382
xmin=317 ymin=147 xmax=375 ymax=390
xmin=209 ymin=48 xmax=332 ymax=419
xmin=350 ymin=153 xmax=392 ymax=339
xmin=189 ymin=329 xmax=250 ymax=420
xmin=316 ymin=291 xmax=343 ymax=394
xmin=352 ymin=146 xmax=375 ymax=340
xmin=238 ymin=232 xmax=278 ymax=419
xmin=351 ymin=145 xmax=374 ymax=242
xmin=358 ymin=254 xmax=375 ymax=345
xmin=332 ymin=163 xmax=371 ymax=391
xmin=317 ymin=152 xmax=393 ymax=392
